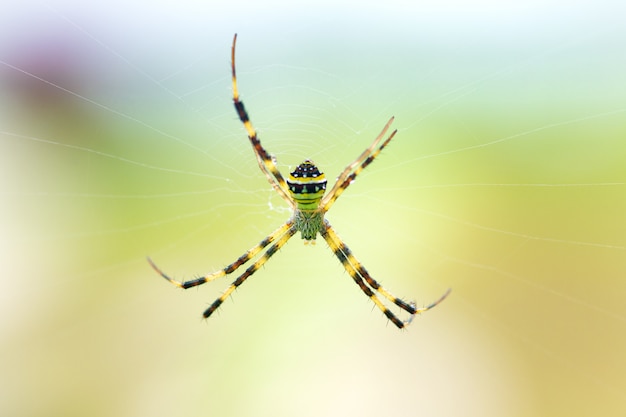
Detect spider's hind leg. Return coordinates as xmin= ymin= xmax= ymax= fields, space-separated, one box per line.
xmin=230 ymin=34 xmax=294 ymax=208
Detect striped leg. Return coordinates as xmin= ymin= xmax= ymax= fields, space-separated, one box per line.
xmin=231 ymin=34 xmax=295 ymax=208
xmin=322 ymin=117 xmax=397 ymax=212
xmin=203 ymin=225 xmax=298 ymax=318
xmin=148 ymin=221 xmax=294 ymax=289
xmin=321 ymin=221 xmax=449 ymax=328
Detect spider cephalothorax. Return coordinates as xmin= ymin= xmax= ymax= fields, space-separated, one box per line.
xmin=148 ymin=34 xmax=450 ymax=329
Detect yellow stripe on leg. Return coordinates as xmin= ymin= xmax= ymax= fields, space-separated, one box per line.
xmin=321 ymin=222 xmax=409 ymax=328
xmin=203 ymin=226 xmax=297 ymax=319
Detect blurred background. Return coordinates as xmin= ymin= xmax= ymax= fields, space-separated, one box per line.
xmin=1 ymin=1 xmax=625 ymax=416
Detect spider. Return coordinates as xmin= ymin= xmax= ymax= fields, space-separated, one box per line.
xmin=148 ymin=34 xmax=450 ymax=329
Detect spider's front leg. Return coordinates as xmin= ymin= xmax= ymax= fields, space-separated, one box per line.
xmin=202 ymin=225 xmax=298 ymax=318
xmin=148 ymin=221 xmax=295 ymax=290
xmin=320 ymin=220 xmax=449 ymax=328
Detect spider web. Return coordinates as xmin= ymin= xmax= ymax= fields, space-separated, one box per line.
xmin=1 ymin=2 xmax=625 ymax=417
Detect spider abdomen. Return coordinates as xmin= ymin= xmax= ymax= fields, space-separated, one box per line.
xmin=286 ymin=160 xmax=327 ymax=211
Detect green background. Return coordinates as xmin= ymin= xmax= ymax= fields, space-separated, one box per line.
xmin=2 ymin=1 xmax=625 ymax=416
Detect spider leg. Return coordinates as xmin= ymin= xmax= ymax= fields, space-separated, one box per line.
xmin=321 ymin=117 xmax=397 ymax=212
xmin=231 ymin=34 xmax=295 ymax=208
xmin=203 ymin=224 xmax=297 ymax=318
xmin=148 ymin=221 xmax=295 ymax=289
xmin=321 ymin=221 xmax=449 ymax=328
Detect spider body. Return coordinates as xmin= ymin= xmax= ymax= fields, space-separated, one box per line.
xmin=287 ymin=160 xmax=327 ymax=241
xmin=148 ymin=34 xmax=450 ymax=328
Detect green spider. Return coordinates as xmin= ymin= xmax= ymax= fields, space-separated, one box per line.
xmin=148 ymin=34 xmax=450 ymax=328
